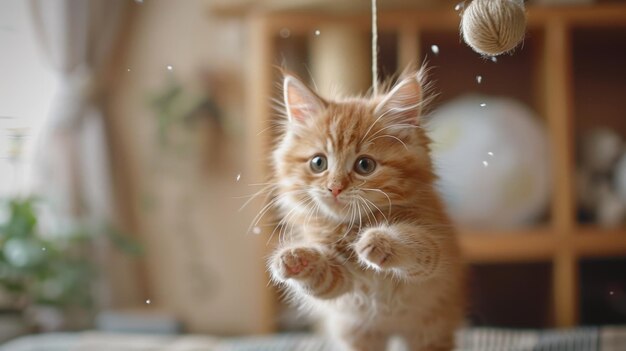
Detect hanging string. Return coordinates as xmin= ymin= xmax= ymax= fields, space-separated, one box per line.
xmin=371 ymin=0 xmax=378 ymax=95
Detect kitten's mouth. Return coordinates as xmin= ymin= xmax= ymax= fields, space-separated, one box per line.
xmin=314 ymin=195 xmax=358 ymax=221
xmin=313 ymin=192 xmax=354 ymax=215
xmin=332 ymin=195 xmax=350 ymax=205
xmin=325 ymin=196 xmax=351 ymax=210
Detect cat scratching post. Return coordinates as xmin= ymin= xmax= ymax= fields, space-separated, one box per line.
xmin=310 ymin=25 xmax=370 ymax=97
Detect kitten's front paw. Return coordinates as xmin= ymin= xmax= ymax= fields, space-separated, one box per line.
xmin=355 ymin=228 xmax=394 ymax=270
xmin=271 ymin=247 xmax=323 ymax=282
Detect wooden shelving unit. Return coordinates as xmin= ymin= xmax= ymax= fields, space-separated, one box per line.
xmin=245 ymin=3 xmax=626 ymax=329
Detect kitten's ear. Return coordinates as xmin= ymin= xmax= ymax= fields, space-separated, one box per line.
xmin=375 ymin=74 xmax=422 ymax=125
xmin=283 ymin=75 xmax=326 ymax=122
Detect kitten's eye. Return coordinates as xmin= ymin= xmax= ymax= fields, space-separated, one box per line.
xmin=310 ymin=155 xmax=328 ymax=173
xmin=355 ymin=156 xmax=376 ymax=175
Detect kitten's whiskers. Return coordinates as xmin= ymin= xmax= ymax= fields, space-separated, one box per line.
xmin=360 ymin=188 xmax=392 ymax=218
xmin=357 ymin=196 xmax=376 ymax=225
xmin=356 ymin=200 xmax=363 ymax=231
xmin=304 ymin=200 xmax=319 ymax=230
xmin=270 ymin=195 xmax=313 ymax=245
xmin=360 ymin=109 xmax=392 ymax=145
xmin=283 ymin=197 xmax=316 ymax=242
xmin=251 ymin=189 xmax=307 ymax=236
xmin=237 ymin=183 xmax=278 ymax=212
xmin=367 ymin=134 xmax=409 ymax=150
xmin=365 ymin=123 xmax=419 ymax=141
xmin=358 ymin=195 xmax=387 ymax=224
xmin=335 ymin=199 xmax=357 ymax=244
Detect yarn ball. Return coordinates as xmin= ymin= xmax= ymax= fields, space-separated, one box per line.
xmin=461 ymin=0 xmax=527 ymax=56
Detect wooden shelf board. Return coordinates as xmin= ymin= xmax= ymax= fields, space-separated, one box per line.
xmin=258 ymin=3 xmax=626 ymax=35
xmin=458 ymin=228 xmax=556 ymax=263
xmin=529 ymin=4 xmax=626 ymax=27
xmin=574 ymin=227 xmax=626 ymax=258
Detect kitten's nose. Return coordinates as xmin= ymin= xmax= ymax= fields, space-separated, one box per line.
xmin=328 ymin=186 xmax=343 ymax=197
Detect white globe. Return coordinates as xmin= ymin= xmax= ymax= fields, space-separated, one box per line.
xmin=427 ymin=95 xmax=552 ymax=229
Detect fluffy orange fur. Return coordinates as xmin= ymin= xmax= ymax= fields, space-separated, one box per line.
xmin=267 ymin=72 xmax=465 ymax=351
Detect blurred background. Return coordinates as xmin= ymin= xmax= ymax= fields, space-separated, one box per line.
xmin=0 ymin=0 xmax=626 ymax=347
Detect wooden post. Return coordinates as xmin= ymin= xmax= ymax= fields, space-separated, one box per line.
xmin=310 ymin=24 xmax=371 ymax=96
xmin=398 ymin=23 xmax=420 ymax=69
xmin=543 ymin=19 xmax=577 ymax=327
xmin=245 ymin=12 xmax=276 ymax=333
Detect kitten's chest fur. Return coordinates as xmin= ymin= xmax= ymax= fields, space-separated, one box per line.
xmin=300 ymin=220 xmax=365 ymax=263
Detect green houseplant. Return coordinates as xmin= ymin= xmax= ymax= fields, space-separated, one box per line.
xmin=0 ymin=197 xmax=140 ymax=331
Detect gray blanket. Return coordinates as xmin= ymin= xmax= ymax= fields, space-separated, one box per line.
xmin=2 ymin=327 xmax=626 ymax=351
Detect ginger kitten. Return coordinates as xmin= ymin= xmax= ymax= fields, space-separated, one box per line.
xmin=268 ymin=72 xmax=464 ymax=351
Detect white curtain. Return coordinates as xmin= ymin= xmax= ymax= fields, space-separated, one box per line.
xmin=27 ymin=0 xmax=128 ymax=308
